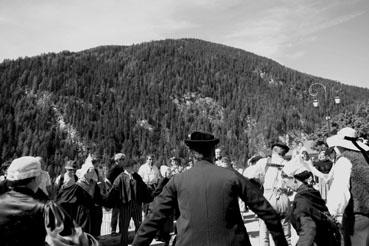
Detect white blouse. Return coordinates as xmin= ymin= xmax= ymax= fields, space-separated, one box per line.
xmin=325 ymin=156 xmax=352 ymax=217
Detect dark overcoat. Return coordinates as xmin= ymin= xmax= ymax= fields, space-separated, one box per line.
xmin=133 ymin=160 xmax=288 ymax=246
xmin=289 ymin=184 xmax=340 ymax=246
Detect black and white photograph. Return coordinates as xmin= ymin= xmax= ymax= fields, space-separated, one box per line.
xmin=1 ymin=0 xmax=369 ymax=245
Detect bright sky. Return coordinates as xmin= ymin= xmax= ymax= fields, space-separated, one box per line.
xmin=1 ymin=0 xmax=368 ymax=88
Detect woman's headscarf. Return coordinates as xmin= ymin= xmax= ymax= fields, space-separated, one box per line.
xmin=76 ymin=154 xmax=98 ymax=183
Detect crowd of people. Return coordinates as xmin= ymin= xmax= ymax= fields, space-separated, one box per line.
xmin=0 ymin=126 xmax=369 ymax=246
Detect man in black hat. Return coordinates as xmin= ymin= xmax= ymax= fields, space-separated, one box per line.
xmin=132 ymin=132 xmax=288 ymax=246
xmin=244 ymin=141 xmax=291 ymax=246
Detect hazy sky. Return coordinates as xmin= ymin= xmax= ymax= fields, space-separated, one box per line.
xmin=1 ymin=0 xmax=368 ymax=88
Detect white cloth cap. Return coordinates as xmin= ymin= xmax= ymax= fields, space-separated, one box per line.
xmin=7 ymin=156 xmax=41 ymax=181
xmin=76 ymin=154 xmax=97 ymax=182
xmin=326 ymin=127 xmax=369 ymax=152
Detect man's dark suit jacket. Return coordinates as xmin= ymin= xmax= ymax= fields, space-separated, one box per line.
xmin=133 ymin=160 xmax=288 ymax=246
xmin=106 ymin=164 xmax=124 ymax=184
xmin=104 ymin=172 xmax=152 ymax=207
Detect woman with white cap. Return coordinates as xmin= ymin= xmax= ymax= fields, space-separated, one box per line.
xmin=54 ymin=160 xmax=78 ymax=195
xmin=57 ymin=154 xmax=106 ymax=236
xmin=0 ymin=156 xmax=98 ymax=246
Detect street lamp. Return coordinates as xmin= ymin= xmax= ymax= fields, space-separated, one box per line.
xmin=334 ymin=96 xmax=341 ymax=104
xmin=308 ymin=83 xmax=341 ymax=135
xmin=313 ymin=99 xmax=319 ymax=108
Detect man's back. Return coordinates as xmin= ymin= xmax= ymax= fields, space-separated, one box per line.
xmin=134 ymin=160 xmax=287 ymax=246
xmin=175 ymin=162 xmax=245 ymax=235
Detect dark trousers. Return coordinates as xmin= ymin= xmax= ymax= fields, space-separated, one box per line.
xmin=157 ymin=214 xmax=174 ymax=245
xmin=91 ymin=205 xmax=103 ymax=237
xmin=111 ymin=206 xmax=120 ymax=232
xmin=119 ymin=201 xmax=142 ymax=246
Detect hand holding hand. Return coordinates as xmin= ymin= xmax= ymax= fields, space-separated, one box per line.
xmin=164 ymin=168 xmax=173 ymax=178
xmin=335 ymin=215 xmax=343 ymax=225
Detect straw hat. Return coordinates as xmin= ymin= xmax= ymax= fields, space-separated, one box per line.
xmin=326 ymin=127 xmax=369 ymax=152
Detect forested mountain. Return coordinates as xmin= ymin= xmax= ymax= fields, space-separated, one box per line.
xmin=1 ymin=38 xmax=369 ymax=174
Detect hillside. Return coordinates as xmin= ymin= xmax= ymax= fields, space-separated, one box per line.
xmin=1 ymin=38 xmax=369 ymax=173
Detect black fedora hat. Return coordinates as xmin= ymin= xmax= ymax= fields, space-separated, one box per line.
xmin=184 ymin=132 xmax=219 ymax=150
xmin=271 ymin=142 xmax=290 ymax=153
xmin=294 ymin=170 xmax=313 ymax=183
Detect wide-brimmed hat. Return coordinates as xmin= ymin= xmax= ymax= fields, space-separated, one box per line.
xmin=271 ymin=142 xmax=290 ymax=153
xmin=7 ymin=156 xmax=42 ymax=181
xmin=326 ymin=127 xmax=369 ymax=152
xmin=184 ymin=131 xmax=219 ymax=151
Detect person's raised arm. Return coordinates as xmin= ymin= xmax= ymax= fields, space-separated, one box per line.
xmin=305 ymin=160 xmax=326 ymax=180
xmin=132 ymin=178 xmax=177 ymax=246
xmin=243 ymin=158 xmax=267 ymax=184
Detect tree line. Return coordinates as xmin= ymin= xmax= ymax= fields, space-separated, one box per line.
xmin=1 ymin=38 xmax=369 ymax=176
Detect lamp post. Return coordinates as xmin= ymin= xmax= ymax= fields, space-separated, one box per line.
xmin=308 ymin=83 xmax=341 ymax=136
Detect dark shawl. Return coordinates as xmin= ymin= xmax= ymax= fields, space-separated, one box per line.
xmin=104 ymin=172 xmax=152 ymax=208
xmin=56 ymin=182 xmax=102 ymax=234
